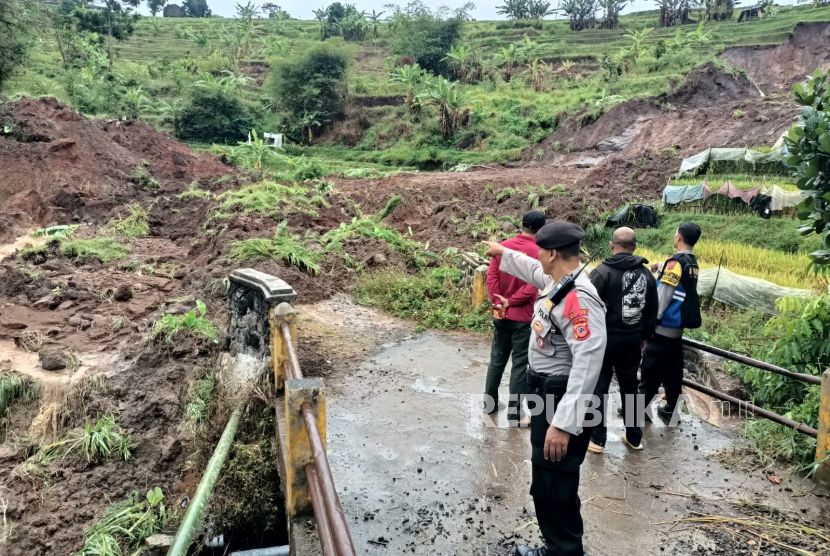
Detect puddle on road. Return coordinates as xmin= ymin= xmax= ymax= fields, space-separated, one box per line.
xmin=0 ymin=230 xmax=47 ymax=262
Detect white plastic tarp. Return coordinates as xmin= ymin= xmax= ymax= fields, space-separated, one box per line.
xmin=760 ymin=185 xmax=806 ymax=211
xmin=675 ymin=147 xmax=784 ymax=178
xmin=662 ymin=182 xmax=706 ymax=204
xmin=696 ymin=267 xmax=811 ymax=315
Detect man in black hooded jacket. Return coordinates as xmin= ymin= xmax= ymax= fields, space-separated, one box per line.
xmin=587 ymin=227 xmax=658 ymax=452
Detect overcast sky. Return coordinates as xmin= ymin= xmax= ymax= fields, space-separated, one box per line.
xmin=136 ymin=0 xmax=803 ymax=22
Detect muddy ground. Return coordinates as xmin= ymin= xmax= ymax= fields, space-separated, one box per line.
xmin=0 ymin=22 xmax=828 ymax=555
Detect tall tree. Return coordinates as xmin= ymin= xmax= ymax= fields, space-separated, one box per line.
xmin=559 ymin=0 xmax=598 ymax=31
xmin=182 ymin=0 xmax=211 ymax=18
xmin=655 ymin=0 xmax=695 ymax=27
xmin=598 ymin=0 xmax=626 ymax=28
xmin=103 ymin=0 xmax=140 ymax=72
xmin=0 ymin=0 xmax=34 ymax=89
xmin=147 ymin=0 xmax=167 ymax=16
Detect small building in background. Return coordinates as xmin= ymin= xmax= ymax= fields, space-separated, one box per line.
xmin=737 ymin=4 xmax=764 ymax=22
xmin=163 ymin=4 xmax=184 ymax=17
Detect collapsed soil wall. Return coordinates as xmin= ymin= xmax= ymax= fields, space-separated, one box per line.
xmin=719 ymin=21 xmax=830 ymax=94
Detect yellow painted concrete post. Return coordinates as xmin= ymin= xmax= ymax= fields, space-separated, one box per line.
xmin=270 ymin=302 xmax=297 ymax=391
xmin=816 ymin=369 xmax=830 ymax=485
xmin=285 ymin=377 xmax=326 ymax=516
xmin=472 ymin=264 xmax=489 ymax=309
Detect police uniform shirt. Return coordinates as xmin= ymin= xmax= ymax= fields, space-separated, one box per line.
xmin=499 ymin=249 xmax=607 ymax=436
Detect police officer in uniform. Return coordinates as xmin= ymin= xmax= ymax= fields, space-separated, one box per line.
xmin=483 ymin=221 xmax=607 ymax=556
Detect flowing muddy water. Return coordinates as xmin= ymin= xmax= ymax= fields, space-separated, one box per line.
xmin=297 ymin=296 xmax=830 ymax=556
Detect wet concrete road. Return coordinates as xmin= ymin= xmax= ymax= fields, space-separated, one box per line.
xmin=298 ymin=297 xmax=829 ymax=556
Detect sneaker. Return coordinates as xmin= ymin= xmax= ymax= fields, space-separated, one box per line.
xmin=587 ymin=440 xmax=605 ymax=454
xmin=621 ymin=436 xmax=643 ymax=450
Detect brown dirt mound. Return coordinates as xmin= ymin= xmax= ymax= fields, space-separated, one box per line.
xmin=662 ymin=62 xmax=762 ymax=109
xmin=0 ymin=97 xmax=232 ymax=235
xmin=719 ymin=21 xmax=830 ymax=94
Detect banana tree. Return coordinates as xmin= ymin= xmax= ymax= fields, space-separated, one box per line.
xmin=301 ymin=111 xmax=327 ymax=144
xmin=390 ymin=63 xmax=424 ymax=113
xmin=524 ymin=57 xmax=550 ymax=92
xmin=236 ymin=129 xmax=282 ymax=173
xmin=442 ymin=44 xmax=472 ymax=82
xmin=258 ymin=34 xmax=287 ymax=57
xmin=686 ymin=21 xmax=712 ymax=60
xmin=499 ymin=43 xmax=521 ymax=82
xmin=312 ymin=7 xmax=329 ymax=40
xmin=418 ymin=76 xmax=456 ymax=140
xmin=624 ymin=26 xmax=653 ymax=62
xmin=368 ymin=9 xmax=385 ymax=37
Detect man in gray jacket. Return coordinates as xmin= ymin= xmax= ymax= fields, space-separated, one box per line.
xmin=483 ymin=221 xmax=606 ymax=556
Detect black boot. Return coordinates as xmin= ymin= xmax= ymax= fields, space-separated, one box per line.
xmin=657 ymin=403 xmax=675 ymax=419
xmin=514 ymin=545 xmax=550 ymax=556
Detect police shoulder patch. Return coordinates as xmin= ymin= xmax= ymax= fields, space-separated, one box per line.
xmin=572 ymin=316 xmax=590 ymax=341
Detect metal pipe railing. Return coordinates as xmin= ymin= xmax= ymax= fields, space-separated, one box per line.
xmin=683 ymin=337 xmax=822 ymax=386
xmin=282 ymin=322 xmax=355 ymax=556
xmin=301 ymin=401 xmax=356 ymax=556
xmin=306 ymin=464 xmax=337 ymax=556
xmin=166 ymin=403 xmax=245 ymax=556
xmin=682 ymin=377 xmax=818 ymax=437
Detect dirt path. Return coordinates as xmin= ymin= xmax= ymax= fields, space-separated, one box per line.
xmin=298 ymin=297 xmax=830 ymax=556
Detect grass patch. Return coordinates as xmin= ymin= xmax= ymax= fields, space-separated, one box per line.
xmin=0 ymin=371 xmax=42 ymax=437
xmin=322 ymin=217 xmax=434 ymax=268
xmin=215 ymin=180 xmax=327 ymax=218
xmin=73 ymin=488 xmax=171 ymax=556
xmin=152 ymin=300 xmax=219 ymax=344
xmin=229 ymin=221 xmax=322 ymax=275
xmin=61 ymin=238 xmax=131 ymax=264
xmin=353 ymin=268 xmax=491 ymax=333
xmin=104 ymin=203 xmax=150 ymax=238
xmin=183 ymin=373 xmax=215 ymax=434
xmin=177 ymin=181 xmax=213 ymax=199
xmin=36 ymin=414 xmax=133 ymax=464
xmin=131 ymin=166 xmax=161 ymax=190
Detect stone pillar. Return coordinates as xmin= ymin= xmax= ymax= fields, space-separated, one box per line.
xmin=285 ymin=378 xmax=326 ymax=516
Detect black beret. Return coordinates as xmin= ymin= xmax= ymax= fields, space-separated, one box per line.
xmin=535 ymin=221 xmax=585 ymax=250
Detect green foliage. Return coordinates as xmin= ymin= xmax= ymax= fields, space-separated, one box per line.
xmin=152 ymin=300 xmax=219 ymax=343
xmin=216 ymin=180 xmax=325 ymax=218
xmin=0 ymin=0 xmax=34 ymax=89
xmin=61 ymin=238 xmax=131 ymax=263
xmin=38 ymin=414 xmax=133 ymax=464
xmin=183 ymin=373 xmax=215 ymax=433
xmin=0 ymin=372 xmax=41 ymax=434
xmin=177 ymin=181 xmax=212 ymax=199
xmin=388 ymin=5 xmax=464 ymax=76
xmin=229 ymin=221 xmax=322 ymax=274
xmin=183 ymin=0 xmax=212 ymax=17
xmin=31 ymin=225 xmax=78 ymax=240
xmin=786 ymin=69 xmax=830 ymax=272
xmin=104 ymin=203 xmax=150 ymax=238
xmin=764 ymin=294 xmax=830 ymax=377
xmin=73 ymin=488 xmax=170 ymax=556
xmin=267 ymin=42 xmax=349 ymax=138
xmin=131 ymin=166 xmax=161 ymax=189
xmin=354 ymin=268 xmax=491 ymax=333
xmin=174 ymin=88 xmax=254 ymax=145
xmin=322 ymin=217 xmax=434 ymax=267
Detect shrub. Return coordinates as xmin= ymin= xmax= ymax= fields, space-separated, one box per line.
xmin=391 ymin=13 xmax=463 ymax=76
xmin=267 ymin=42 xmax=349 ymax=132
xmin=229 ymin=221 xmax=321 ymax=274
xmin=152 ymin=300 xmax=219 ymax=343
xmin=61 ymin=238 xmax=131 ymax=263
xmin=104 ymin=203 xmax=150 ymax=238
xmin=175 ymin=89 xmax=254 ymax=145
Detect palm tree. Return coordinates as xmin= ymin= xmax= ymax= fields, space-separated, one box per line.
xmin=442 ymin=44 xmax=472 ymax=82
xmin=313 ymin=7 xmax=329 ymax=40
xmin=368 ymin=9 xmax=385 ymax=37
xmin=624 ymin=26 xmax=653 ymax=61
xmin=301 ymin=111 xmax=327 ymax=144
xmin=258 ymin=34 xmax=287 ymax=57
xmin=390 ymin=63 xmax=424 ymax=113
xmin=499 ymin=43 xmax=521 ymax=82
xmin=686 ymin=21 xmax=712 ymax=60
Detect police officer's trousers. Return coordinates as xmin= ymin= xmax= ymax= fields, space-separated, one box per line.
xmin=527 ymin=368 xmax=593 ymax=556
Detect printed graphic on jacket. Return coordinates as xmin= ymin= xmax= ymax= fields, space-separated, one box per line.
xmin=621 ymin=270 xmax=647 ymax=325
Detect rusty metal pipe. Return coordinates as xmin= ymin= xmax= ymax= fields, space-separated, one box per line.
xmin=301 ymin=402 xmax=356 ymax=556
xmin=682 ymin=378 xmax=818 ymax=437
xmin=683 ymin=338 xmax=821 ymax=386
xmin=282 ymin=360 xmax=296 ymax=382
xmin=306 ymin=463 xmax=337 ymax=556
xmin=281 ymin=324 xmax=304 ymax=380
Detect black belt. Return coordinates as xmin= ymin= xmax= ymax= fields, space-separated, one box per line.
xmin=527 ymin=366 xmax=568 ymax=394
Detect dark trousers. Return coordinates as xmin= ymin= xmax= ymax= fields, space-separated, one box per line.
xmin=591 ymin=336 xmax=643 ymax=447
xmin=639 ymin=334 xmax=684 ymax=410
xmin=527 ymin=369 xmax=592 ymax=556
xmin=484 ymin=318 xmax=531 ymax=422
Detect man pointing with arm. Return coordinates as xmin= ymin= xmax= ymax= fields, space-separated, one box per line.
xmin=483 ymin=221 xmax=607 ymax=556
